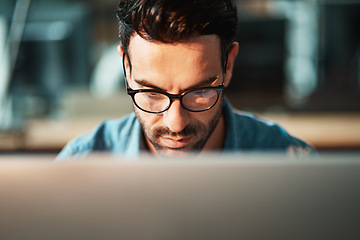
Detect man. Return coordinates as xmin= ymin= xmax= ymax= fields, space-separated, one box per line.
xmin=57 ymin=0 xmax=314 ymax=160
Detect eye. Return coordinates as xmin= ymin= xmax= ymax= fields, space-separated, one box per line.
xmin=192 ymin=89 xmax=216 ymax=99
xmin=147 ymin=92 xmax=158 ymax=97
xmin=144 ymin=92 xmax=166 ymax=100
xmin=191 ymin=89 xmax=208 ymax=96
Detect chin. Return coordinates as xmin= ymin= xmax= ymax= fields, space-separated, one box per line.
xmin=156 ymin=147 xmax=201 ymax=158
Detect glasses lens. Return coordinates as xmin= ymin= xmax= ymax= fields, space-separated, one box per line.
xmin=182 ymin=89 xmax=219 ymax=111
xmin=134 ymin=92 xmax=170 ymax=113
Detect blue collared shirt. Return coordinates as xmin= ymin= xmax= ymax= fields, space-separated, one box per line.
xmin=56 ymin=99 xmax=314 ymax=160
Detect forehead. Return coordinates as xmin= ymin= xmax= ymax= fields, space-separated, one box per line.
xmin=127 ymin=34 xmax=222 ymax=90
xmin=128 ymin=33 xmax=220 ymax=52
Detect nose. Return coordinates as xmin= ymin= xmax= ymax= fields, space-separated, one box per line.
xmin=162 ymin=99 xmax=190 ymax=133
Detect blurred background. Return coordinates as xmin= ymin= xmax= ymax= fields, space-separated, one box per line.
xmin=0 ymin=0 xmax=359 ymax=154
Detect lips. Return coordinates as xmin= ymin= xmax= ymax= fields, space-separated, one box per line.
xmin=160 ymin=136 xmax=192 ymax=149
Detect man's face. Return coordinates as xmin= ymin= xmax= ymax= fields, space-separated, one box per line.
xmin=120 ymin=34 xmax=237 ymax=157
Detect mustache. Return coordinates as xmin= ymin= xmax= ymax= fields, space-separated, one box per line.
xmin=154 ymin=124 xmax=199 ymax=138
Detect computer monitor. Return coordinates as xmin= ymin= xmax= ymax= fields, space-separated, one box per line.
xmin=0 ymin=153 xmax=359 ymax=240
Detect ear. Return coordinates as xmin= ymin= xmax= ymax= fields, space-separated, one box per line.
xmin=223 ymin=42 xmax=239 ymax=87
xmin=117 ymin=44 xmax=124 ymax=56
xmin=117 ymin=45 xmax=130 ymax=77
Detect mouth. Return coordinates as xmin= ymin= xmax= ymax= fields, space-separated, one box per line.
xmin=159 ymin=136 xmax=193 ymax=149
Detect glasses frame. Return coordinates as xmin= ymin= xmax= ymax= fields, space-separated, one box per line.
xmin=127 ymin=82 xmax=224 ymax=114
xmin=122 ymin=52 xmax=226 ymax=114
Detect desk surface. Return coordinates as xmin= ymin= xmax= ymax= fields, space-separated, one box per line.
xmin=257 ymin=112 xmax=360 ymax=149
xmin=1 ymin=112 xmax=360 ymax=152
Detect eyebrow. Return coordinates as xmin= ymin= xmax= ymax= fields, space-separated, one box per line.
xmin=134 ymin=75 xmax=219 ymax=92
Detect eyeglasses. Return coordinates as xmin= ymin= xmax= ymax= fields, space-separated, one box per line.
xmin=122 ymin=52 xmax=225 ymax=114
xmin=126 ymin=81 xmax=224 ymax=114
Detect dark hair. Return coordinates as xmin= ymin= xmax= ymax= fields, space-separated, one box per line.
xmin=116 ymin=0 xmax=238 ymax=72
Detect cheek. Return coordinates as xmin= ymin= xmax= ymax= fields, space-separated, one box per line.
xmin=193 ymin=112 xmax=213 ymax=125
xmin=134 ymin=108 xmax=161 ymax=129
xmin=185 ymin=106 xmax=221 ymax=128
xmin=197 ymin=101 xmax=222 ymax=122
